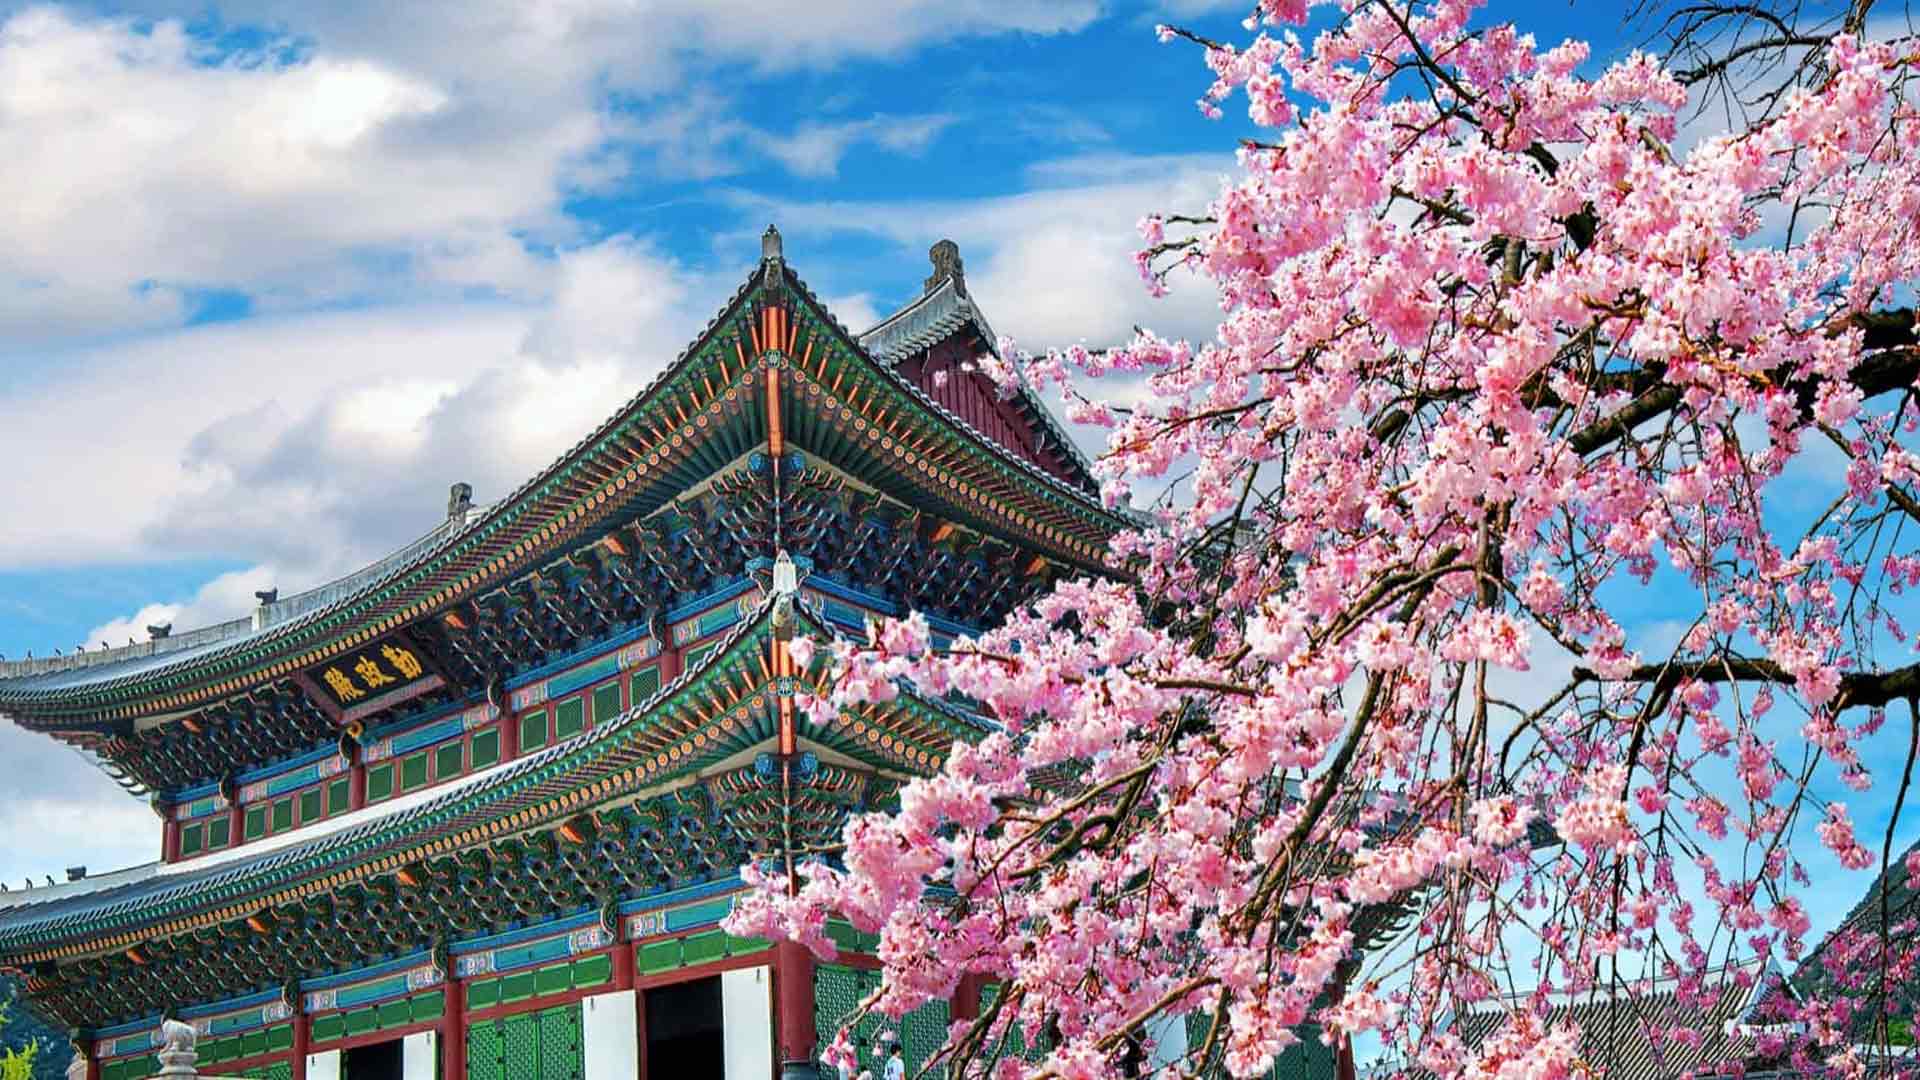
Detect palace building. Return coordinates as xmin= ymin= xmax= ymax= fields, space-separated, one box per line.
xmin=0 ymin=230 xmax=1128 ymax=1080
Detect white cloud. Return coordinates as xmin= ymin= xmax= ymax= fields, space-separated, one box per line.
xmin=84 ymin=566 xmax=278 ymax=647
xmin=0 ymin=7 xmax=608 ymax=333
xmin=748 ymin=114 xmax=956 ymax=179
xmin=747 ymin=151 xmax=1234 ymax=349
xmin=0 ymin=1 xmax=1089 ymax=333
xmin=45 ymin=237 xmax=730 ymax=643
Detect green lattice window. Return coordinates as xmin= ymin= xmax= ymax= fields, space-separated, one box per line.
xmin=816 ymin=964 xmax=949 ymax=1079
xmin=244 ymin=805 xmax=267 ymax=841
xmin=683 ymin=642 xmax=717 ymax=671
xmin=436 ymin=740 xmax=464 ymax=781
xmin=520 ymin=710 xmax=549 ymax=753
xmin=271 ymin=798 xmax=293 ymax=833
xmin=554 ymin=698 xmax=585 ymax=741
xmin=465 ymin=1000 xmax=583 ymax=1080
xmin=206 ymin=816 xmax=231 ymax=849
xmin=979 ymin=983 xmax=1049 ymax=1065
xmin=592 ymin=682 xmax=621 ymax=724
xmin=300 ymin=787 xmax=322 ymax=824
xmin=468 ymin=1014 xmax=505 ymax=1080
xmin=470 ymin=728 xmax=501 ymax=770
xmin=629 ymin=665 xmax=661 ymax=703
xmin=180 ymin=823 xmax=204 ymax=857
xmin=327 ymin=777 xmax=351 ymax=815
xmin=400 ymin=751 xmax=430 ymax=792
xmin=367 ymin=763 xmax=395 ymax=802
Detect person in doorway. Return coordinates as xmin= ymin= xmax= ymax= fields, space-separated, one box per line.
xmin=883 ymin=1041 xmax=905 ymax=1080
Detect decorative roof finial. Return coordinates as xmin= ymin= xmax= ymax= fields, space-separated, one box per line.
xmin=447 ymin=481 xmax=473 ymax=521
xmin=772 ymin=549 xmax=798 ymax=596
xmin=925 ymin=239 xmax=965 ymax=297
xmin=762 ymin=224 xmax=783 ymax=262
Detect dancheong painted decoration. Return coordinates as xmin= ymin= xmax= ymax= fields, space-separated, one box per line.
xmin=0 ymin=230 xmax=1140 ymax=1080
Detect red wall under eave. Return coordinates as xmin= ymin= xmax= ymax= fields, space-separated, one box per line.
xmin=896 ymin=340 xmax=1077 ymax=485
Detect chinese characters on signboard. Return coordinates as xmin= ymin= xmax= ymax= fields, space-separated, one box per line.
xmin=304 ymin=635 xmax=438 ymax=713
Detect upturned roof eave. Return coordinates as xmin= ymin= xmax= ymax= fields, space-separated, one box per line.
xmin=0 ymin=256 xmax=1128 ymax=726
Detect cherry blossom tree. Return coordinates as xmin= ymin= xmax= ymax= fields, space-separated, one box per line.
xmin=729 ymin=1 xmax=1920 ymax=1077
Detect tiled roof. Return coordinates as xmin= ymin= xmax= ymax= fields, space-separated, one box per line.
xmin=0 ymin=591 xmax=982 ymax=952
xmin=1446 ymin=962 xmax=1782 ymax=1080
xmin=857 ymin=277 xmax=1100 ymax=495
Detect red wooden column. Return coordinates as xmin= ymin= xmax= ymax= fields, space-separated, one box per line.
xmin=161 ymin=815 xmax=182 ymax=864
xmin=612 ymin=935 xmax=636 ymax=991
xmin=442 ymin=969 xmax=467 ymax=1080
xmin=775 ymin=940 xmax=817 ymax=1079
xmin=226 ymin=797 xmax=245 ymax=850
xmin=348 ymin=756 xmax=368 ymax=812
xmin=290 ymin=1003 xmax=310 ymax=1080
xmin=79 ymin=1038 xmax=101 ymax=1080
xmin=951 ymin=974 xmax=984 ymax=1024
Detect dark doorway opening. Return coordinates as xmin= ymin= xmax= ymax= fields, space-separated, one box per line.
xmin=645 ymin=974 xmax=724 ymax=1073
xmin=343 ymin=1038 xmax=404 ymax=1080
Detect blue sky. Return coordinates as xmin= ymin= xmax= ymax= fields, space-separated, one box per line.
xmin=0 ymin=0 xmax=1907 ymax=986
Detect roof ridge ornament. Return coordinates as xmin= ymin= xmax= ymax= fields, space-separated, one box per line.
xmin=925 ymin=238 xmax=965 ymax=297
xmin=761 ymin=224 xmax=784 ymax=288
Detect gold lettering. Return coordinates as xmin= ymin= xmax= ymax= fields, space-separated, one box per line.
xmin=353 ymin=656 xmax=395 ymax=690
xmin=380 ymin=644 xmax=424 ymax=680
xmin=322 ymin=668 xmax=364 ymax=702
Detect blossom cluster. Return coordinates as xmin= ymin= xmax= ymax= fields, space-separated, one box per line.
xmin=730 ymin=2 xmax=1920 ymax=1076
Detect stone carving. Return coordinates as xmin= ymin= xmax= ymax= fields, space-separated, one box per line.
xmin=155 ymin=1018 xmax=198 ymax=1078
xmin=65 ymin=1046 xmax=86 ymax=1080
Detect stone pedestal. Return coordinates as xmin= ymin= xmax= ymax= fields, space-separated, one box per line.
xmin=154 ymin=1019 xmax=198 ymax=1078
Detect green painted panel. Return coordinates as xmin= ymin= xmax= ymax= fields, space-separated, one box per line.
xmin=637 ymin=939 xmax=680 ymax=974
xmin=241 ymin=1028 xmax=268 ymax=1058
xmin=377 ymin=997 xmax=412 ymax=1030
xmin=202 ymin=1036 xmax=235 ymax=1064
xmin=683 ymin=642 xmax=717 ymax=671
xmin=681 ymin=929 xmax=726 ymax=967
xmin=534 ymin=961 xmax=573 ymax=997
xmin=414 ymin=990 xmax=446 ymax=1022
xmin=271 ymin=798 xmax=293 ymax=833
xmin=436 ymin=741 xmax=464 ymax=781
xmin=400 ymin=752 xmax=429 ymax=792
xmin=469 ymin=1018 xmax=505 ymax=1080
xmin=469 ymin=1017 xmax=505 ymax=1080
xmin=553 ymin=698 xmax=585 ymax=741
xmin=500 ymin=969 xmax=537 ymax=1004
xmin=520 ymin=711 xmax=549 ymax=753
xmin=311 ymin=1013 xmax=345 ymax=1043
xmin=470 ymin=729 xmax=501 ymax=770
xmin=181 ymin=822 xmax=205 ymax=857
xmin=207 ymin=816 xmax=230 ymax=849
xmin=344 ymin=1006 xmax=378 ymax=1037
xmin=591 ymin=682 xmax=620 ymax=724
xmin=266 ymin=1023 xmax=294 ymax=1052
xmin=367 ymin=763 xmax=395 ymax=802
xmin=244 ymin=805 xmax=267 ymax=840
xmin=697 ymin=605 xmax=738 ymax=636
xmin=300 ymin=787 xmax=322 ymax=824
xmin=327 ymin=777 xmax=351 ymax=815
xmin=571 ymin=952 xmax=613 ymax=988
xmin=468 ymin=977 xmax=500 ymax=1011
xmin=726 ymin=933 xmax=770 ymax=956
